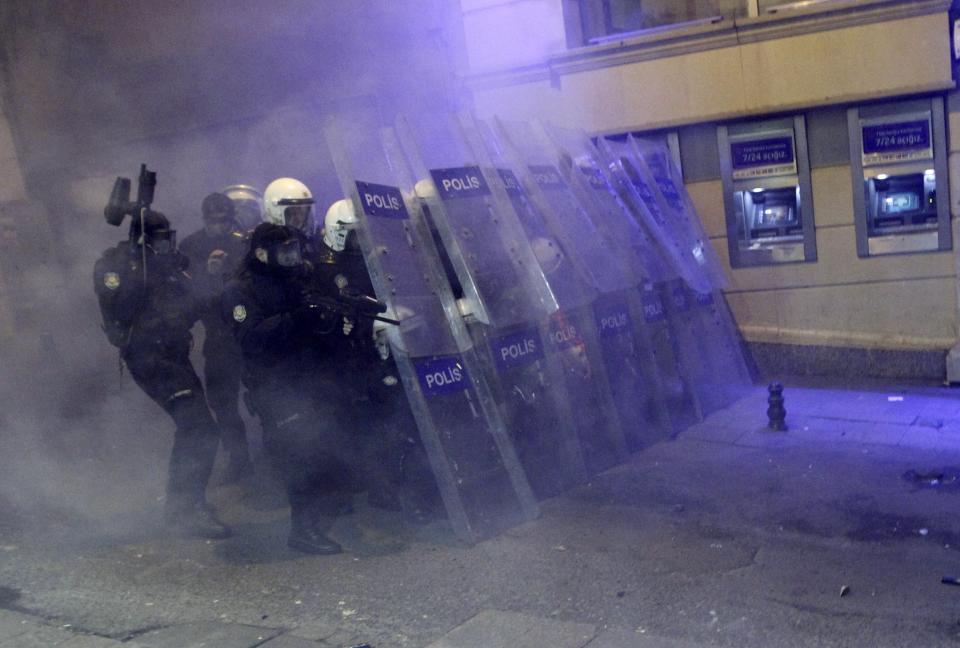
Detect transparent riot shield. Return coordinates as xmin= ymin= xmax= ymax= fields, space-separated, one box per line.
xmin=541 ymin=123 xmax=703 ymax=434
xmin=624 ymin=136 xmax=727 ymax=290
xmin=630 ymin=136 xmax=727 ymax=290
xmin=324 ymin=118 xmax=537 ymax=543
xmin=487 ymin=117 xmax=671 ymax=452
xmin=597 ymin=138 xmax=711 ymax=295
xmin=600 ymin=137 xmax=750 ymax=414
xmin=472 ymin=125 xmax=629 ymax=472
xmin=629 ymin=136 xmax=752 ymax=392
xmin=391 ymin=111 xmax=592 ymax=497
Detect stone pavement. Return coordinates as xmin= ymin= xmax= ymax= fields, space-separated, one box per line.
xmin=4 ymin=380 xmax=960 ymax=647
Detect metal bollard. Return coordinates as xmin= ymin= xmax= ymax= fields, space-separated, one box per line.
xmin=767 ymin=382 xmax=787 ymax=431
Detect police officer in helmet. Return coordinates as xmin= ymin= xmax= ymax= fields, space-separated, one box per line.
xmin=179 ymin=192 xmax=252 ymax=482
xmin=222 ymin=211 xmax=355 ymax=554
xmin=94 ymin=210 xmax=230 ymax=539
xmin=221 ymin=184 xmax=264 ymax=231
xmin=318 ymin=199 xmax=439 ymax=522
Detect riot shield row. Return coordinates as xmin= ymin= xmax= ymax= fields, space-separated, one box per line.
xmin=323 ymin=113 xmax=751 ymax=544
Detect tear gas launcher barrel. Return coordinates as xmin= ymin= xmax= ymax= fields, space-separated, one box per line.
xmin=103 ymin=163 xmax=157 ymax=231
xmin=301 ymin=287 xmax=400 ymax=326
xmin=102 ymin=163 xmax=158 ymax=285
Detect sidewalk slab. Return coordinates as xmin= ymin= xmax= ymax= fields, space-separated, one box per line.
xmin=733 ymin=430 xmax=805 ymax=449
xmin=791 ymin=417 xmax=907 ymax=447
xmin=586 ymin=627 xmax=709 ymax=647
xmin=0 ymin=622 xmax=78 ymax=647
xmin=681 ymin=424 xmax=746 ymax=445
xmin=426 ymin=610 xmax=595 ymax=648
xmin=288 ymin=620 xmax=338 ymax=641
xmin=133 ymin=622 xmax=281 ymax=648
xmin=62 ymin=635 xmax=129 ymax=647
xmin=898 ymin=427 xmax=960 ymax=450
xmin=260 ymin=634 xmax=323 ymax=647
xmin=0 ymin=609 xmax=35 ymax=642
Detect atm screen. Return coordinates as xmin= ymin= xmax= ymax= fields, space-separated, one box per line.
xmin=881 ymin=192 xmax=919 ymax=215
xmin=758 ymin=204 xmax=793 ymax=225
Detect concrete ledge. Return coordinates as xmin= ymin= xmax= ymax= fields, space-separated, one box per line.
xmin=746 ymin=341 xmax=946 ymax=382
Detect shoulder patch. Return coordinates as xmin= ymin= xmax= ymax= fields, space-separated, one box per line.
xmin=103 ymin=272 xmax=120 ymax=290
xmin=334 ymin=273 xmax=349 ymax=290
xmin=232 ymin=304 xmax=247 ymax=323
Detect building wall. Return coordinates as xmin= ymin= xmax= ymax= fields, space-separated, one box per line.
xmin=467 ymin=8 xmax=953 ymax=131
xmin=688 ymin=167 xmax=958 ymax=351
xmin=461 ymin=0 xmax=959 ymax=375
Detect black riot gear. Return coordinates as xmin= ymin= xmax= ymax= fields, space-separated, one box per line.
xmin=180 ymin=195 xmax=252 ymax=483
xmin=248 ymin=222 xmax=306 ymax=275
xmin=222 ymin=223 xmax=355 ymax=554
xmin=94 ymin=229 xmax=228 ymax=539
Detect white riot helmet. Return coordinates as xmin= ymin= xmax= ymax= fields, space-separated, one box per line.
xmin=263 ymin=177 xmax=315 ymax=233
xmin=531 ymin=237 xmax=563 ymax=275
xmin=323 ymin=199 xmax=359 ymax=252
xmin=414 ymin=178 xmax=438 ymax=201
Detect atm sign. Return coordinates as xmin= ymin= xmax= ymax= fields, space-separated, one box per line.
xmin=731 ymin=137 xmax=794 ymax=170
xmin=862 ymin=120 xmax=930 ymax=154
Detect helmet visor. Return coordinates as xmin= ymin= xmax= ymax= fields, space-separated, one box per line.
xmin=147 ymin=229 xmax=177 ymax=255
xmin=274 ymin=239 xmax=303 ymax=267
xmin=283 ymin=205 xmax=313 ymax=230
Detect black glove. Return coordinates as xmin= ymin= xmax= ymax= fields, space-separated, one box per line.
xmin=295 ymin=302 xmax=338 ymax=334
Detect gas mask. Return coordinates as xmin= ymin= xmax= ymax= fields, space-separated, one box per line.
xmin=145 ymin=228 xmax=177 ymax=256
xmin=254 ymin=237 xmax=303 ymax=269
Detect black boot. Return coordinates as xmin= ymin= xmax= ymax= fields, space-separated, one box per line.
xmin=288 ymin=519 xmax=342 ymax=555
xmin=165 ymin=503 xmax=232 ymax=540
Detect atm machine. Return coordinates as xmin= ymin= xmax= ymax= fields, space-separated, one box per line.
xmin=847 ymin=97 xmax=951 ymax=257
xmin=718 ymin=116 xmax=817 ymax=267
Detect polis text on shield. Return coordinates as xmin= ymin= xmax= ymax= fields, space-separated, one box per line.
xmin=442 ymin=173 xmax=481 ymax=194
xmin=600 ymin=312 xmax=628 ymax=333
xmin=364 ymin=191 xmax=401 ymax=212
xmin=501 ymin=337 xmax=537 ymax=362
xmin=425 ymin=364 xmax=463 ymax=390
xmin=551 ymin=324 xmax=578 ymax=345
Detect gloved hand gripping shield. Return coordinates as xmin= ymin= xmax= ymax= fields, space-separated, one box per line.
xmin=324 ymin=117 xmax=538 ymax=542
xmin=392 ymin=111 xmax=595 ymax=496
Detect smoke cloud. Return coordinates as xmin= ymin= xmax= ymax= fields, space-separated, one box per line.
xmin=0 ymin=0 xmax=466 ymax=533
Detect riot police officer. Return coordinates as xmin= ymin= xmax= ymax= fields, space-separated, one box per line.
xmin=222 ymin=221 xmax=353 ymax=555
xmin=94 ymin=211 xmax=229 ymax=539
xmin=179 ymin=193 xmax=252 ymax=483
xmin=320 ymin=200 xmax=438 ymax=521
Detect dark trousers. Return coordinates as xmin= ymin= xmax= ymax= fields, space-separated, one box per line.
xmin=123 ymin=347 xmax=219 ymax=513
xmin=351 ymin=355 xmax=438 ymax=509
xmin=202 ymin=333 xmax=248 ymax=457
xmin=249 ymin=373 xmax=357 ymax=526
